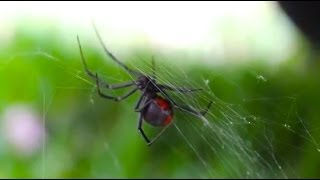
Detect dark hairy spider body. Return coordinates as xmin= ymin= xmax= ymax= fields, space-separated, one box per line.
xmin=77 ymin=23 xmax=212 ymax=146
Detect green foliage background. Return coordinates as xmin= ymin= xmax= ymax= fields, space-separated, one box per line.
xmin=1 ymin=14 xmax=320 ymax=179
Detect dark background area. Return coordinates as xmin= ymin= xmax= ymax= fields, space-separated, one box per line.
xmin=279 ymin=1 xmax=320 ymax=49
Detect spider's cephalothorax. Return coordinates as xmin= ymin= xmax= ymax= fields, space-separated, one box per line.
xmin=136 ymin=76 xmax=156 ymax=92
xmin=77 ymin=23 xmax=213 ymax=146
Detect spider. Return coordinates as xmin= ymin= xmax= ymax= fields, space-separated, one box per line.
xmin=76 ymin=24 xmax=213 ymax=146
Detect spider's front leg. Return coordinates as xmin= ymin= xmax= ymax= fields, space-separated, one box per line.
xmin=96 ymin=73 xmax=138 ymax=101
xmin=77 ymin=36 xmax=135 ymax=89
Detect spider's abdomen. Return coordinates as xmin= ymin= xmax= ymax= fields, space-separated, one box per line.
xmin=143 ymin=96 xmax=173 ymax=127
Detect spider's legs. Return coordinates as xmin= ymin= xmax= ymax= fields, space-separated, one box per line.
xmin=158 ymin=84 xmax=203 ymax=93
xmin=134 ymin=87 xmax=153 ymax=112
xmin=147 ymin=123 xmax=172 ymax=146
xmin=96 ymin=73 xmax=138 ymax=101
xmin=135 ymin=94 xmax=145 ymax=110
xmin=160 ymin=90 xmax=212 ymax=117
xmin=138 ymin=113 xmax=151 ymax=144
xmin=136 ymin=96 xmax=172 ymax=146
xmin=92 ymin=22 xmax=141 ymax=76
xmin=137 ymin=108 xmax=171 ymax=146
xmin=99 ymin=80 xmax=135 ymax=90
xmin=174 ymin=101 xmax=212 ymax=117
xmin=134 ymin=87 xmax=149 ymax=110
xmin=77 ymin=36 xmax=135 ymax=89
xmin=135 ymin=99 xmax=152 ymax=112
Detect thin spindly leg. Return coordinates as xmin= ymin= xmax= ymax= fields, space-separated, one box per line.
xmin=135 ymin=94 xmax=145 ymax=110
xmin=136 ymin=97 xmax=172 ymax=146
xmin=77 ymin=36 xmax=135 ymax=89
xmin=96 ymin=73 xmax=137 ymax=101
xmin=147 ymin=122 xmax=172 ymax=146
xmin=135 ymin=99 xmax=152 ymax=112
xmin=138 ymin=113 xmax=151 ymax=144
xmin=134 ymin=86 xmax=149 ymax=110
xmin=160 ymin=90 xmax=212 ymax=117
xmin=173 ymin=101 xmax=212 ymax=117
xmin=158 ymin=84 xmax=203 ymax=93
xmin=137 ymin=107 xmax=170 ymax=146
xmin=92 ymin=22 xmax=141 ymax=76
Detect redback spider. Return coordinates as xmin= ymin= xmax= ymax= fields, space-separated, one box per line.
xmin=77 ymin=24 xmax=213 ymax=146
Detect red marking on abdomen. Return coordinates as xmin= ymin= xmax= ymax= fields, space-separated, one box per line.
xmin=163 ymin=115 xmax=173 ymax=125
xmin=155 ymin=96 xmax=171 ymax=110
xmin=155 ymin=96 xmax=173 ymax=126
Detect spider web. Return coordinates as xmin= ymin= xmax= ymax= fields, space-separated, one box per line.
xmin=1 ymin=28 xmax=319 ymax=178
xmin=133 ymin=58 xmax=319 ymax=178
xmin=5 ymin=46 xmax=316 ymax=179
xmin=1 ymin=1 xmax=319 ymax=178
